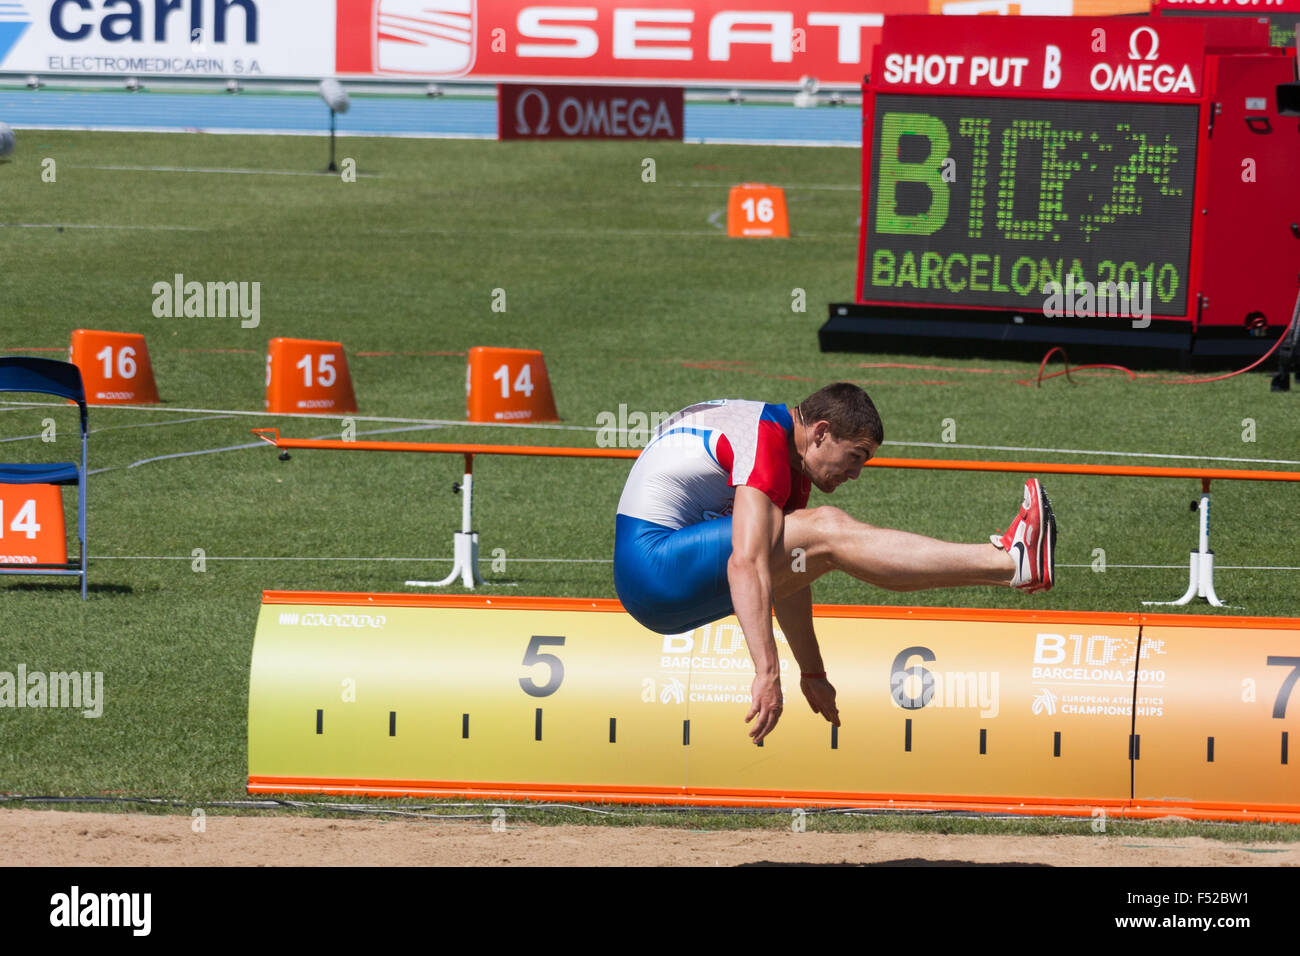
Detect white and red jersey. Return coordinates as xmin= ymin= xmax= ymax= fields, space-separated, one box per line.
xmin=616 ymin=400 xmax=811 ymax=530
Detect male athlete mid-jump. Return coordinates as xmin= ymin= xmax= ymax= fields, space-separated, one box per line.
xmin=613 ymin=383 xmax=1056 ymax=745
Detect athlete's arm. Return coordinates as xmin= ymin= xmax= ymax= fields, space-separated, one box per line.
xmin=773 ymin=585 xmax=840 ymax=727
xmin=729 ymin=484 xmax=784 ymax=744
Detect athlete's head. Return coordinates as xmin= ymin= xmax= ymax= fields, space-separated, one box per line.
xmin=798 ymin=383 xmax=884 ymax=446
xmin=796 ymin=383 xmax=883 ymax=492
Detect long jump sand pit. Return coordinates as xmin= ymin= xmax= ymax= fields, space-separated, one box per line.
xmin=5 ymin=809 xmax=1298 ymax=866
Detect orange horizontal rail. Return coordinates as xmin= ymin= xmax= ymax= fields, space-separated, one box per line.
xmin=260 ymin=590 xmax=1300 ymax=628
xmin=251 ymin=427 xmax=1300 ymax=482
xmin=252 ymin=427 xmax=639 ymax=459
xmin=245 ymin=776 xmax=1300 ymax=823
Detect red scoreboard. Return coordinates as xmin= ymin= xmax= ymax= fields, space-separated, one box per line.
xmin=822 ymin=15 xmax=1300 ymax=364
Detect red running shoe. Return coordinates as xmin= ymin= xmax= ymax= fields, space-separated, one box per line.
xmin=992 ymin=479 xmax=1056 ymax=592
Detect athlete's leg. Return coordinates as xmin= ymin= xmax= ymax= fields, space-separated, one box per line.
xmin=769 ymin=505 xmax=1014 ymax=599
xmin=618 ymin=483 xmax=1052 ymax=631
xmin=770 ymin=479 xmax=1057 ymax=598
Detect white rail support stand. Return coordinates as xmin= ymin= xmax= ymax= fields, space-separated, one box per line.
xmin=1143 ymin=479 xmax=1225 ymax=607
xmin=407 ymin=453 xmax=485 ymax=589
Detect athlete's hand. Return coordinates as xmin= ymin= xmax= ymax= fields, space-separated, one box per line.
xmin=745 ymin=673 xmax=783 ymax=744
xmin=800 ymin=675 xmax=840 ymax=727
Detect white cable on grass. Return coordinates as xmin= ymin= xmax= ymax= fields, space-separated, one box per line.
xmin=5 ymin=401 xmax=1298 ymax=465
xmin=0 ymin=414 xmax=236 ymax=443
xmin=0 ymin=399 xmax=606 ymax=433
xmin=0 ymin=222 xmax=202 ymax=231
xmin=87 ymin=556 xmax=1299 ymax=570
xmin=69 ymin=164 xmax=382 ymax=178
xmin=112 ymin=422 xmax=441 ymax=472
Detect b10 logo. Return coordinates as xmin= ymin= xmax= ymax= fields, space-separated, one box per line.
xmin=336 ymin=0 xmax=475 ymax=76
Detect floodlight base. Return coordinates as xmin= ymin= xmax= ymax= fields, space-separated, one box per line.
xmin=326 ymin=108 xmax=338 ymax=173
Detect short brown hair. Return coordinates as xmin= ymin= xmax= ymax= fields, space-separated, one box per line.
xmin=798 ymin=383 xmax=883 ymax=445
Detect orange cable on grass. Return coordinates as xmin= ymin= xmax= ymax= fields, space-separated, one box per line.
xmin=1157 ymin=308 xmax=1296 ymax=384
xmin=1017 ymin=346 xmax=1137 ymax=387
xmin=1022 ymin=304 xmax=1297 ymax=387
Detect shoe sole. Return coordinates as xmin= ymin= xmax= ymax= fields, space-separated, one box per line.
xmin=1015 ymin=479 xmax=1055 ymax=593
xmin=1031 ymin=483 xmax=1057 ymax=593
xmin=1042 ymin=490 xmax=1056 ymax=591
xmin=1001 ymin=479 xmax=1057 ymax=593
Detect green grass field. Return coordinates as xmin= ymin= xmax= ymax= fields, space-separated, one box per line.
xmin=0 ymin=131 xmax=1297 ymax=834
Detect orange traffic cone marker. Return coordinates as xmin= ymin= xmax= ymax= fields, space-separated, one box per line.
xmin=265 ymin=338 xmax=358 ymax=414
xmin=69 ymin=329 xmax=160 ymax=405
xmin=726 ymin=183 xmax=789 ymax=238
xmin=466 ymin=346 xmax=558 ymax=423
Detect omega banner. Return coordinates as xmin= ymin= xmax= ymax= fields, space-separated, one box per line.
xmin=1 ymin=0 xmax=1144 ymax=86
xmin=248 ymin=593 xmax=1300 ymax=820
xmin=499 ymin=83 xmax=682 ymax=139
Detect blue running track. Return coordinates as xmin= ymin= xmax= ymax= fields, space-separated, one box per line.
xmin=0 ymin=89 xmax=861 ymax=146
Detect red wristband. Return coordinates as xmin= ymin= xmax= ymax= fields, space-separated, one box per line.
xmin=801 ymin=672 xmax=826 ymax=679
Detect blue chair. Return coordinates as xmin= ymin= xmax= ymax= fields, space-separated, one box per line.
xmin=0 ymin=357 xmax=88 ymax=599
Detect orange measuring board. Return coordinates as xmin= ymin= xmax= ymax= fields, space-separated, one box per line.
xmin=248 ymin=594 xmax=1300 ymax=821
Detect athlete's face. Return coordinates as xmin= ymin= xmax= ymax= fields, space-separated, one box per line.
xmin=805 ymin=426 xmax=877 ymax=493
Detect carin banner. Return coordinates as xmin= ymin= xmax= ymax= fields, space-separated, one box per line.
xmin=0 ymin=0 xmax=333 ymax=77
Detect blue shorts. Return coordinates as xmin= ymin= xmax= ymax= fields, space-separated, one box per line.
xmin=614 ymin=513 xmax=734 ymax=634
